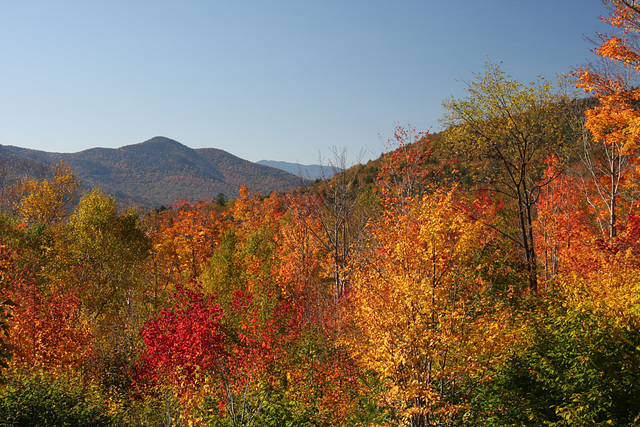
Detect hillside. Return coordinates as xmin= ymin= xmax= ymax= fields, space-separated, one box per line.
xmin=1 ymin=137 xmax=309 ymax=208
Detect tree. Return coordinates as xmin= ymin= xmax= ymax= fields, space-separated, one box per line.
xmin=277 ymin=193 xmax=332 ymax=325
xmin=470 ymin=296 xmax=640 ymax=426
xmin=442 ymin=61 xmax=572 ymax=292
xmin=0 ymin=245 xmax=17 ymax=369
xmin=533 ymin=156 xmax=594 ymax=281
xmin=139 ymin=284 xmax=225 ymax=386
xmin=471 ymin=236 xmax=640 ymax=425
xmin=285 ymin=148 xmax=369 ymax=339
xmin=14 ymin=161 xmax=79 ymax=227
xmin=574 ymin=1 xmax=640 ymax=239
xmin=377 ymin=124 xmax=434 ymax=208
xmin=344 ymin=189 xmax=509 ymax=425
xmin=61 ymin=189 xmax=150 ymax=322
xmin=576 ymin=120 xmax=636 ymax=239
xmin=7 ymin=276 xmax=91 ymax=373
xmin=152 ymin=200 xmax=227 ymax=282
xmin=216 ymin=192 xmax=227 ymax=206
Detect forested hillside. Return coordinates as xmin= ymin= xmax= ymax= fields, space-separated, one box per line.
xmin=3 ymin=2 xmax=640 ymax=426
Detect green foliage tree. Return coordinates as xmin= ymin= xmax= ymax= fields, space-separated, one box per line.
xmin=63 ymin=189 xmax=150 ymax=321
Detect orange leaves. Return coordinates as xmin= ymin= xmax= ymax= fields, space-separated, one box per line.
xmin=573 ymin=2 xmax=640 ymax=250
xmin=276 ymin=194 xmax=332 ymax=319
xmin=153 ymin=200 xmax=228 ymax=279
xmin=576 ymin=2 xmax=640 ymax=155
xmin=7 ymin=278 xmax=92 ymax=373
xmin=603 ymin=1 xmax=639 ymax=29
xmin=231 ymin=185 xmax=285 ymax=236
xmin=576 ymin=79 xmax=640 ymax=152
xmin=597 ymin=36 xmax=640 ymax=68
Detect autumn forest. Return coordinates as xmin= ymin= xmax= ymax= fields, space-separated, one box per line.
xmin=3 ymin=2 xmax=640 ymax=426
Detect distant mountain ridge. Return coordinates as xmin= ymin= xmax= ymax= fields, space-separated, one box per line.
xmin=1 ymin=137 xmax=309 ymax=208
xmin=257 ymin=160 xmax=342 ymax=180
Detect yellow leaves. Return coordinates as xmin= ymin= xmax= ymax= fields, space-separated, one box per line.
xmin=573 ymin=267 xmax=640 ymax=328
xmin=15 ymin=162 xmax=79 ymax=227
xmin=344 ymin=189 xmax=508 ymax=422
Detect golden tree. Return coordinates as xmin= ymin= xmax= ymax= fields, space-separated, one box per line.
xmin=344 ymin=190 xmax=508 ymax=426
xmin=14 ymin=162 xmax=79 ymax=227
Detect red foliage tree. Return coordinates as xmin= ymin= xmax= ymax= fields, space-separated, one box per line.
xmin=138 ymin=284 xmax=225 ymax=386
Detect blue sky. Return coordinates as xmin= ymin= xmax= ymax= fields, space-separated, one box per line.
xmin=0 ymin=1 xmax=611 ymax=165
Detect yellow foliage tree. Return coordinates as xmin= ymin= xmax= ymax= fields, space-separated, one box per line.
xmin=14 ymin=162 xmax=79 ymax=226
xmin=344 ymin=190 xmax=509 ymax=426
xmin=442 ymin=62 xmax=573 ymax=293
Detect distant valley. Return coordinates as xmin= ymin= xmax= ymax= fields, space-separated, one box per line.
xmin=0 ymin=137 xmax=311 ymax=208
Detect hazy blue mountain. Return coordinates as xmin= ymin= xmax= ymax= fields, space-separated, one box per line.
xmin=1 ymin=137 xmax=310 ymax=208
xmin=256 ymin=160 xmax=342 ymax=180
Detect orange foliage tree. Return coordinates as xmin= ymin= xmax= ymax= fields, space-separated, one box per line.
xmin=7 ymin=276 xmax=92 ymax=373
xmin=534 ymin=155 xmax=597 ymax=281
xmin=574 ymin=1 xmax=640 ymax=239
xmin=152 ymin=199 xmax=228 ymax=282
xmin=277 ymin=193 xmax=332 ymax=324
xmin=575 ymin=0 xmax=640 ymax=154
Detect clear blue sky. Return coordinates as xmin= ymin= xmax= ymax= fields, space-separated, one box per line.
xmin=0 ymin=1 xmax=611 ymax=165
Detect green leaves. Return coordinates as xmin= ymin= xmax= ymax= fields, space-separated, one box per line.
xmin=0 ymin=369 xmax=122 ymax=427
xmin=471 ymin=298 xmax=640 ymax=426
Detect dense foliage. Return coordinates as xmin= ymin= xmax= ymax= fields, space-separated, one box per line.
xmin=2 ymin=3 xmax=640 ymax=425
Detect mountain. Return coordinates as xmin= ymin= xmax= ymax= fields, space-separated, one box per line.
xmin=1 ymin=137 xmax=309 ymax=208
xmin=256 ymin=160 xmax=342 ymax=180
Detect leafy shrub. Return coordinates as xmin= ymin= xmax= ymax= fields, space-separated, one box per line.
xmin=469 ymin=300 xmax=640 ymax=426
xmin=0 ymin=369 xmax=123 ymax=427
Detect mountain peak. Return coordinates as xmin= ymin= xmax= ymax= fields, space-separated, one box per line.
xmin=135 ymin=136 xmax=187 ymax=149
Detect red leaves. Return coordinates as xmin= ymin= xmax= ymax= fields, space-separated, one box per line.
xmin=377 ymin=124 xmax=433 ymax=206
xmin=139 ymin=284 xmax=224 ymax=384
xmin=138 ymin=284 xmax=285 ymax=388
